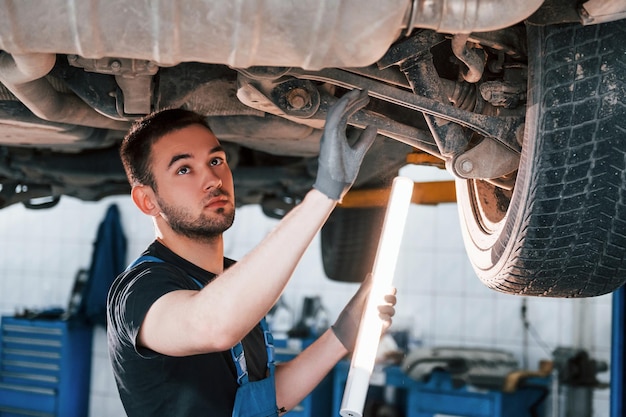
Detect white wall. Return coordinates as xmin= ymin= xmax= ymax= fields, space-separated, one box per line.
xmin=0 ymin=166 xmax=613 ymax=417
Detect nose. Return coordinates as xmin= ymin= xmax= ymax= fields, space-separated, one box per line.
xmin=203 ymin=167 xmax=222 ymax=191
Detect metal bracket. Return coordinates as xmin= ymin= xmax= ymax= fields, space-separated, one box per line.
xmin=450 ymin=137 xmax=521 ymax=183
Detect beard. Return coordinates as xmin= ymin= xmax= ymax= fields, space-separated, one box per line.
xmin=156 ymin=191 xmax=235 ymax=243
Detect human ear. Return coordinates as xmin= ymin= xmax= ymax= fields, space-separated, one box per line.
xmin=131 ymin=185 xmax=160 ymax=216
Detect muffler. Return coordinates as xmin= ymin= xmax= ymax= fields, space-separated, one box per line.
xmin=1 ymin=0 xmax=542 ymax=71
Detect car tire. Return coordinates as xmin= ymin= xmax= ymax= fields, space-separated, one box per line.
xmin=321 ymin=206 xmax=385 ymax=282
xmin=456 ymin=19 xmax=626 ymax=297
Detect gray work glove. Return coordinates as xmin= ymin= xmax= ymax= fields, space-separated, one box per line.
xmin=313 ymin=89 xmax=378 ymax=201
xmin=331 ymin=274 xmax=397 ymax=352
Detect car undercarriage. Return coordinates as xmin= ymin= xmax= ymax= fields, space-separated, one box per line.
xmin=1 ymin=0 xmax=625 ymax=296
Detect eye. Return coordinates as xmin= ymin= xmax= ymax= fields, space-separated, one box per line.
xmin=210 ymin=156 xmax=225 ymax=167
xmin=176 ymin=166 xmax=191 ymax=175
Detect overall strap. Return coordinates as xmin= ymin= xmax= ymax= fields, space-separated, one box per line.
xmin=229 ymin=316 xmax=275 ymax=385
xmin=125 ymin=255 xmax=165 ymax=271
xmin=261 ymin=318 xmax=276 ymax=376
xmin=126 ymin=255 xmax=275 ymax=385
xmin=126 ymin=255 xmax=205 ymax=289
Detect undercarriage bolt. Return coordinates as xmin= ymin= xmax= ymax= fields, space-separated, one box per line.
xmin=110 ymin=60 xmax=122 ymax=73
xmin=459 ymin=158 xmax=474 ymax=174
xmin=286 ymin=88 xmax=310 ymax=110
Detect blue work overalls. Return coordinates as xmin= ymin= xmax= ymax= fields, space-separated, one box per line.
xmin=128 ymin=256 xmax=279 ymax=417
xmin=230 ymin=318 xmax=278 ymax=417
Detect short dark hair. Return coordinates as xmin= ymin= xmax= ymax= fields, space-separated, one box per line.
xmin=120 ymin=108 xmax=211 ymax=188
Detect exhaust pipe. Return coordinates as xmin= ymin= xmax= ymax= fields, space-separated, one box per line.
xmin=0 ymin=52 xmax=129 ymax=130
xmin=405 ymin=0 xmax=545 ymax=34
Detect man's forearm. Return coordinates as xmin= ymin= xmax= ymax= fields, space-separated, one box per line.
xmin=192 ymin=189 xmax=337 ymax=346
xmin=274 ymin=328 xmax=347 ymax=412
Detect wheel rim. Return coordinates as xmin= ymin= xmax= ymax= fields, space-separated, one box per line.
xmin=467 ymin=179 xmax=513 ymax=234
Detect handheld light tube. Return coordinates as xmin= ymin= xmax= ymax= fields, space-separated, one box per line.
xmin=339 ymin=176 xmax=414 ymax=417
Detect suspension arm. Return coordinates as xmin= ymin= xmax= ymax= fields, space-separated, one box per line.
xmin=287 ymin=68 xmax=523 ymax=154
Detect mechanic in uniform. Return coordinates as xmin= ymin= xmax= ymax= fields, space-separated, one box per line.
xmin=107 ymin=89 xmax=397 ymax=417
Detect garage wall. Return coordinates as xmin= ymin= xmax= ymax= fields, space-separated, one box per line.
xmin=0 ymin=166 xmax=612 ymax=417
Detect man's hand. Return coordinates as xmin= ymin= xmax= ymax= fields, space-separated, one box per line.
xmin=313 ymin=89 xmax=377 ymax=201
xmin=331 ymin=274 xmax=397 ymax=352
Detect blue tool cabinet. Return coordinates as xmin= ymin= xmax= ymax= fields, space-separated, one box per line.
xmin=0 ymin=316 xmax=93 ymax=417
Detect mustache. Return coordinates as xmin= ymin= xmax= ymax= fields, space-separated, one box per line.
xmin=202 ymin=188 xmax=231 ymax=205
xmin=207 ymin=188 xmax=229 ymax=198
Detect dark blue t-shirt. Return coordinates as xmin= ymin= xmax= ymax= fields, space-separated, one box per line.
xmin=107 ymin=240 xmax=267 ymax=417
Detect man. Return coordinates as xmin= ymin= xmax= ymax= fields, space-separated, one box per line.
xmin=107 ymin=89 xmax=396 ymax=416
